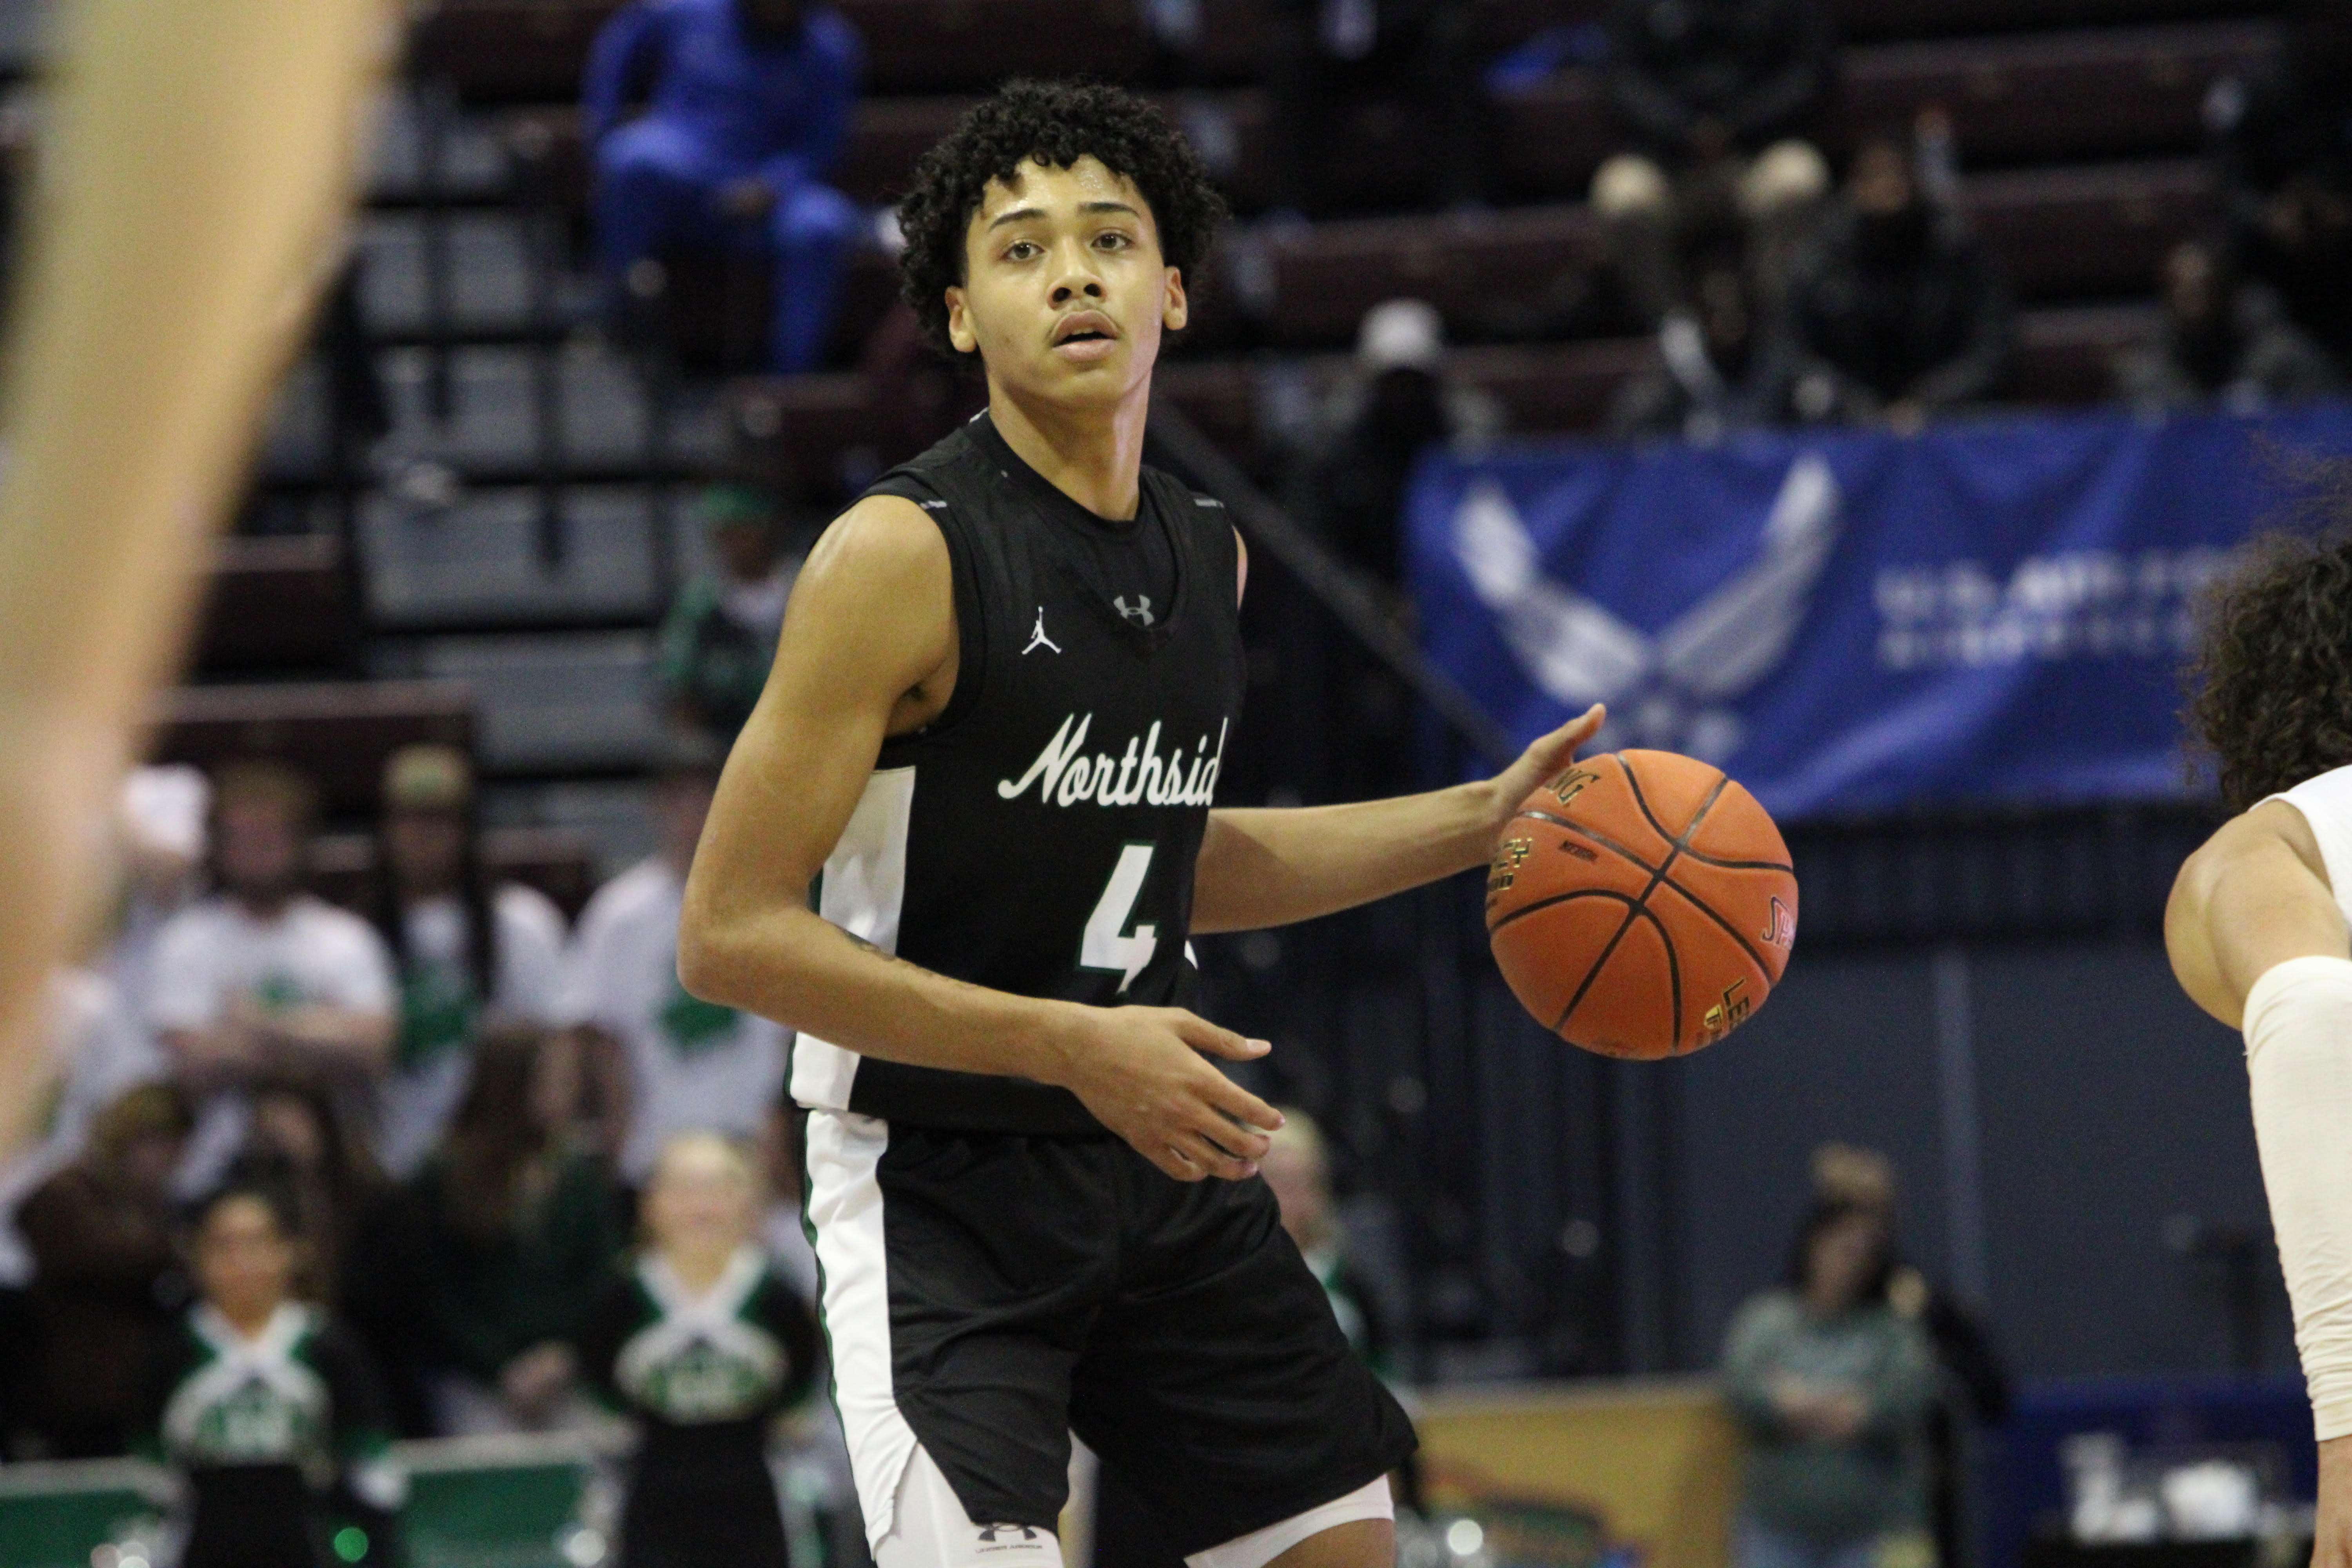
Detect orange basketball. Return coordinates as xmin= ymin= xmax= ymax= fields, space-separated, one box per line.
xmin=1484 ymin=750 xmax=1798 ymax=1059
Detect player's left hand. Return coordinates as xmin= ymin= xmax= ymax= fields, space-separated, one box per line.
xmin=1477 ymin=704 xmax=1606 ymax=837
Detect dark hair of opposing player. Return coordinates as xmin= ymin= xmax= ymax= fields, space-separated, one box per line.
xmin=893 ymin=78 xmax=1230 ymax=360
xmin=2186 ymin=523 xmax=2352 ymax=813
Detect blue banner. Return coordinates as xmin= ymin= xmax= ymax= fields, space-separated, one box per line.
xmin=1407 ymin=402 xmax=2352 ymax=820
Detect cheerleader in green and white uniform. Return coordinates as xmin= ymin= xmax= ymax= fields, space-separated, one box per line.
xmin=577 ymin=1132 xmax=819 ymax=1568
xmin=143 ymin=1182 xmax=406 ymax=1568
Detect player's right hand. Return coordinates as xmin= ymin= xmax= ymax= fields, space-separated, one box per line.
xmin=1055 ymin=1007 xmax=1285 ymax=1183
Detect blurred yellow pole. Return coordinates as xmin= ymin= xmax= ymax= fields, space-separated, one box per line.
xmin=0 ymin=0 xmax=396 ymax=1158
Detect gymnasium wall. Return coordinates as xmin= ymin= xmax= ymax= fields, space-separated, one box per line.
xmin=1642 ymin=940 xmax=2293 ymax=1380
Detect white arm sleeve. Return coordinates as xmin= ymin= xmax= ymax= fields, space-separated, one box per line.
xmin=2245 ymin=955 xmax=2352 ymax=1441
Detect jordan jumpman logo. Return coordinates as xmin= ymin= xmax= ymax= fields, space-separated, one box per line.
xmin=1022 ymin=607 xmax=1062 ymax=656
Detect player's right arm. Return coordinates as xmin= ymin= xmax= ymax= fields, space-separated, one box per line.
xmin=676 ymin=495 xmax=1281 ymax=1183
xmin=2165 ymin=802 xmax=2347 ymax=1027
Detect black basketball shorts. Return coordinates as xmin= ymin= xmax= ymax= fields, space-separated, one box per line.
xmin=802 ymin=1109 xmax=1418 ymax=1559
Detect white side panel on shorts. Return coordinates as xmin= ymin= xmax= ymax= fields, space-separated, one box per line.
xmin=805 ymin=1107 xmax=922 ymax=1547
xmin=792 ymin=766 xmax=916 ymax=1111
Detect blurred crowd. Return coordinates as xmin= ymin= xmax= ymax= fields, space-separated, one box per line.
xmin=1721 ymin=1146 xmax=2011 ymax=1568
xmin=0 ymin=737 xmax=839 ymax=1566
xmin=0 ymin=699 xmax=1412 ymax=1566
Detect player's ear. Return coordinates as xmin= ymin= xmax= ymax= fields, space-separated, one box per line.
xmin=946 ymin=287 xmax=978 ymax=355
xmin=1162 ymin=267 xmax=1188 ymax=333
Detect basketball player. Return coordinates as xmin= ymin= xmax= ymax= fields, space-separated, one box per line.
xmin=678 ymin=80 xmax=1604 ymax=1568
xmin=2168 ymin=528 xmax=2352 ymax=1568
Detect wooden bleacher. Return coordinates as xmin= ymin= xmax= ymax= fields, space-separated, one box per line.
xmin=310 ymin=824 xmax=602 ymax=920
xmin=148 ymin=681 xmax=475 ymax=820
xmin=189 ymin=533 xmax=358 ymax=677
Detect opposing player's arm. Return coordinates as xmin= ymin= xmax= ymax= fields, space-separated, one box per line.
xmin=2171 ymin=798 xmax=2352 ymax=1559
xmin=1191 ymin=704 xmax=1606 ymax=934
xmin=677 ymin=495 xmax=1282 ymax=1182
xmin=2165 ymin=802 xmax=2348 ymax=1027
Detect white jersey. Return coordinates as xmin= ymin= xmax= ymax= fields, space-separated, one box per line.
xmin=375 ymin=884 xmax=570 ymax=1179
xmin=560 ymin=857 xmax=787 ymax=1182
xmin=2263 ymin=763 xmax=2352 ymax=926
xmin=147 ymin=895 xmax=398 ymax=1195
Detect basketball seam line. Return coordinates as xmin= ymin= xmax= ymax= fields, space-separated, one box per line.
xmin=1546 ymin=756 xmax=1724 ymax=1045
xmin=1514 ymin=807 xmax=1783 ymax=980
xmin=1624 ymin=762 xmax=1779 ymax=1029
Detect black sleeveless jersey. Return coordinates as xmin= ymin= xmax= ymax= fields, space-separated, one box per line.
xmin=789 ymin=413 xmax=1246 ymax=1134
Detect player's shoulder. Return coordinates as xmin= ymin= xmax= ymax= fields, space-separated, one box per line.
xmin=795 ymin=487 xmax=954 ymax=617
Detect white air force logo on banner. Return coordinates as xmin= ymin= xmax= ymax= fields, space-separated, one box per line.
xmin=996 ymin=714 xmax=1228 ymax=808
xmin=1451 ymin=452 xmax=1842 ymax=762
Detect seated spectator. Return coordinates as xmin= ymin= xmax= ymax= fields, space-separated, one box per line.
xmin=577 ymin=1132 xmax=819 ymax=1568
xmin=1785 ymin=131 xmax=2012 ymax=430
xmin=1810 ymin=1145 xmax=2010 ymax=1568
xmin=564 ymin=743 xmax=789 ymax=1187
xmin=2113 ymin=240 xmax=2339 ymax=415
xmin=146 ymin=760 xmax=397 ymax=1198
xmin=1591 ymin=0 xmax=1834 ymax=322
xmin=105 ymin=764 xmax=211 ymax=1020
xmin=1259 ymin=1109 xmax=1393 ymax=1376
xmin=1265 ymin=0 xmax=1483 ymax=217
xmin=11 ymin=1083 xmax=192 ymax=1459
xmin=142 ymin=1181 xmax=405 ymax=1568
xmin=370 ymin=744 xmax=568 ymax=1180
xmin=229 ymin=1073 xmax=392 ymax=1312
xmin=586 ymin=0 xmax=864 ymax=374
xmin=1722 ymin=1200 xmax=1937 ymax=1568
xmin=0 ymin=965 xmax=167 ymax=1282
xmin=657 ymin=484 xmax=806 ymax=745
xmin=390 ymin=1026 xmax=620 ymax=1436
xmin=1293 ymin=299 xmax=1500 ymax=594
xmin=2210 ymin=0 xmax=2352 ymax=369
xmin=1610 ymin=211 xmax=1795 ymax=441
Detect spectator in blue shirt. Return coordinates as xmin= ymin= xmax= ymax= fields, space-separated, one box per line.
xmin=585 ymin=0 xmax=863 ymax=374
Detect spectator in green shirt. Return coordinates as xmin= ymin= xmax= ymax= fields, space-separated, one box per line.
xmin=1722 ymin=1200 xmax=1938 ymax=1568
xmin=656 ymin=484 xmax=805 ymax=744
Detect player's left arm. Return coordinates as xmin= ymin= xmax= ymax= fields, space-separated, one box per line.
xmin=2169 ymin=801 xmax=2352 ymax=1568
xmin=1190 ymin=704 xmax=1604 ymax=935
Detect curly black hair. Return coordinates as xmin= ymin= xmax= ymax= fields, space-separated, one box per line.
xmin=2187 ymin=525 xmax=2352 ymax=811
xmin=894 ymin=79 xmax=1229 ymax=359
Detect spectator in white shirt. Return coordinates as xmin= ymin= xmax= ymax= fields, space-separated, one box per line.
xmin=104 ymin=764 xmax=211 ymax=1021
xmin=147 ymin=760 xmax=397 ymax=1196
xmin=562 ymin=746 xmax=787 ymax=1187
xmin=369 ymin=746 xmax=568 ymax=1179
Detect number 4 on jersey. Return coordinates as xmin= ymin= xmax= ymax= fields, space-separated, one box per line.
xmin=1082 ymin=843 xmax=1158 ymax=992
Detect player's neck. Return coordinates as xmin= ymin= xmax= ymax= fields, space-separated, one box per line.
xmin=984 ymin=373 xmax=1149 ymax=522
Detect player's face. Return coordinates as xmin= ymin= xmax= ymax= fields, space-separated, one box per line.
xmin=947 ymin=156 xmax=1188 ymax=410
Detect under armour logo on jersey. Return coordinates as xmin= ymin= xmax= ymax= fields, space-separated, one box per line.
xmin=1022 ymin=608 xmax=1062 ymax=656
xmin=1114 ymin=594 xmax=1155 ymax=627
xmin=978 ymin=1525 xmax=1042 ymax=1544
